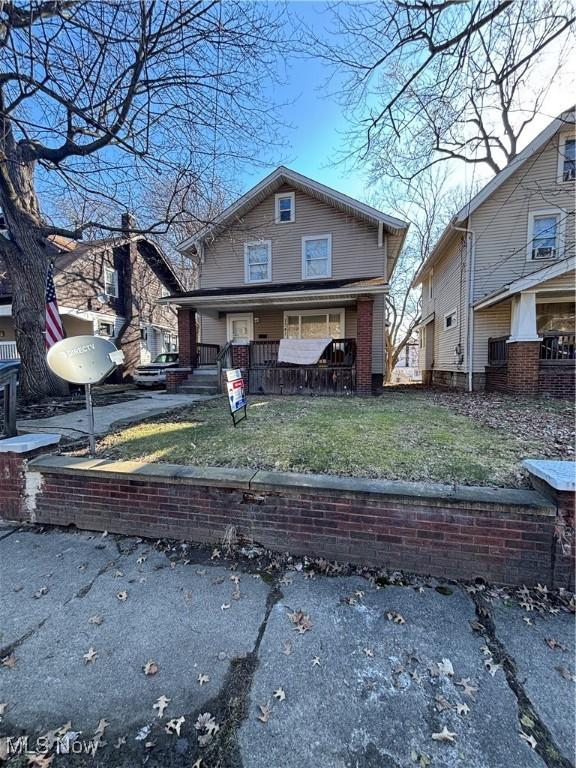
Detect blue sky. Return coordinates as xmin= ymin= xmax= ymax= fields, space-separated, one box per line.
xmin=239 ymin=2 xmax=372 ymax=202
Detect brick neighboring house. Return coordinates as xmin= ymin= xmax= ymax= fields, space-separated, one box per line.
xmin=412 ymin=107 xmax=575 ymax=399
xmin=160 ymin=166 xmax=409 ymax=395
xmin=0 ymin=214 xmax=182 ymax=379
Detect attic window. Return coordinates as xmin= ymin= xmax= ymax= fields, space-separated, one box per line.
xmin=560 ymin=136 xmax=575 ymax=182
xmin=275 ymin=192 xmax=295 ymax=223
xmin=104 ymin=268 xmax=118 ymax=298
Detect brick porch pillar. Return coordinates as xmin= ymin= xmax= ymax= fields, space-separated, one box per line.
xmin=177 ymin=307 xmax=197 ymax=369
xmin=506 ymin=341 xmax=540 ymax=396
xmin=231 ymin=343 xmax=250 ymax=373
xmin=356 ymin=297 xmax=373 ymax=395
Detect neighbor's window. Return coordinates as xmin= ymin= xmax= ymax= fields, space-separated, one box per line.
xmin=244 ymin=240 xmax=271 ymax=283
xmin=560 ymin=137 xmax=575 ymax=182
xmin=98 ymin=320 xmax=114 ymax=337
xmin=530 ymin=212 xmax=560 ymax=260
xmin=537 ymin=301 xmax=576 ymax=333
xmin=444 ymin=310 xmax=457 ymax=330
xmin=275 ymin=191 xmax=295 ymax=223
xmin=302 ymin=234 xmax=332 ymax=279
xmin=427 ymin=273 xmax=433 ymax=300
xmin=104 ymin=267 xmax=118 ymax=297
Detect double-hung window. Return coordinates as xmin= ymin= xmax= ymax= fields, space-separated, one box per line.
xmin=104 ymin=268 xmax=118 ymax=298
xmin=244 ymin=240 xmax=271 ymax=283
xmin=560 ymin=136 xmax=575 ymax=182
xmin=529 ymin=211 xmax=561 ymax=260
xmin=302 ymin=234 xmax=332 ymax=279
xmin=275 ymin=192 xmax=295 ymax=223
xmin=284 ymin=308 xmax=344 ymax=339
xmin=444 ymin=309 xmax=457 ymax=330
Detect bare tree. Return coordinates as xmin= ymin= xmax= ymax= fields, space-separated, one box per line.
xmin=381 ymin=168 xmax=467 ymax=383
xmin=0 ymin=0 xmax=294 ymax=401
xmin=319 ymin=0 xmax=575 ymax=180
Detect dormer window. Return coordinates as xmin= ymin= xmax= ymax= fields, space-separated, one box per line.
xmin=560 ymin=136 xmax=575 ymax=182
xmin=275 ymin=191 xmax=295 ymax=223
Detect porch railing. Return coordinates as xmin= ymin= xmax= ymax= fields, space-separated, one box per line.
xmin=487 ymin=336 xmax=508 ymax=366
xmin=0 ymin=342 xmax=19 ymax=360
xmin=195 ymin=343 xmax=220 ymax=367
xmin=540 ymin=333 xmax=576 ymax=362
xmin=249 ymin=338 xmax=357 ymax=368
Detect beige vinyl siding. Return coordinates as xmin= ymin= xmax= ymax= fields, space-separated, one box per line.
xmin=536 ymin=271 xmax=576 ymax=291
xmin=198 ymin=313 xmax=226 ymax=347
xmin=431 ymin=235 xmax=468 ymax=372
xmin=472 ymin=302 xmax=511 ymax=370
xmin=199 ymin=186 xmax=388 ymax=288
xmin=472 ymin=131 xmax=575 ymax=303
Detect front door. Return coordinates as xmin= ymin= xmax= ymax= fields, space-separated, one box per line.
xmin=226 ymin=313 xmax=254 ymax=343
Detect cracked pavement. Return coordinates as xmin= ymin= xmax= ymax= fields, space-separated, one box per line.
xmin=0 ymin=525 xmax=574 ymax=768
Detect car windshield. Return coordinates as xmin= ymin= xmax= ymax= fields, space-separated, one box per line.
xmin=153 ymin=353 xmax=178 ymax=364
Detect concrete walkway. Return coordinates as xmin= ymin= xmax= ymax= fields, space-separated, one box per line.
xmin=17 ymin=392 xmax=218 ymax=439
xmin=0 ymin=525 xmax=573 ymax=768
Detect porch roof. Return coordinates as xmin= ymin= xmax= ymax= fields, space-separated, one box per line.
xmin=160 ymin=276 xmax=388 ymax=309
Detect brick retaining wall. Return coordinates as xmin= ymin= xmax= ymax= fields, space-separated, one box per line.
xmin=1 ymin=452 xmax=573 ymax=588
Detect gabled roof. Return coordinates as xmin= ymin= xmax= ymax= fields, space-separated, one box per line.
xmin=0 ymin=235 xmax=183 ymax=300
xmin=177 ymin=166 xmax=409 ymax=253
xmin=412 ymin=106 xmax=576 ymax=288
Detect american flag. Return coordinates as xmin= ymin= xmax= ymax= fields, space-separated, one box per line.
xmin=45 ymin=263 xmax=65 ymax=349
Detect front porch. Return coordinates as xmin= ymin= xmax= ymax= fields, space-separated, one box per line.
xmin=164 ymin=277 xmax=385 ymax=396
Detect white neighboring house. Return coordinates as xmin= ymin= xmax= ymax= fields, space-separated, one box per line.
xmin=412 ymin=107 xmax=575 ymax=398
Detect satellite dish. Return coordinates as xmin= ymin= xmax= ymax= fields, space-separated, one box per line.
xmin=47 ymin=335 xmax=124 ymax=385
xmin=95 ymin=292 xmax=109 ymax=304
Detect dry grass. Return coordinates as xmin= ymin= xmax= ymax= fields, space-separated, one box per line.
xmin=96 ymin=389 xmax=573 ymax=488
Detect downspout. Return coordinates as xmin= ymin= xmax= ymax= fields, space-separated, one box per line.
xmin=452 ymin=223 xmax=476 ymax=392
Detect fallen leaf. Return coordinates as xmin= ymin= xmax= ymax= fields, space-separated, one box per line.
xmin=211 ymin=548 xmax=221 ymax=560
xmin=257 ymin=703 xmax=272 ymax=723
xmin=434 ymin=695 xmax=452 ymax=712
xmin=522 ymin=617 xmax=534 ymax=626
xmin=455 ymin=677 xmax=478 ymax=699
xmin=456 ymin=703 xmax=470 ymax=716
xmin=273 ymin=687 xmax=286 ymax=702
xmin=311 ymin=656 xmax=321 ymax=666
xmin=88 ymin=615 xmax=103 ymax=626
xmin=27 ymin=754 xmax=54 ymax=767
xmin=431 ymin=726 xmax=457 ymax=743
xmin=192 ymin=760 xmax=203 ymax=768
xmin=33 ymin=586 xmax=49 ymax=599
xmin=484 ymin=659 xmax=502 ymax=676
xmin=437 ymin=658 xmax=454 ymax=677
xmin=55 ymin=721 xmax=71 ymax=737
xmin=521 ymin=713 xmax=535 ymax=729
xmin=114 ymin=569 xmax=124 ymax=578
xmin=165 ymin=716 xmax=185 ymax=736
xmin=116 ymin=590 xmax=128 ymax=602
xmin=288 ymin=609 xmax=313 ymax=634
xmin=115 ymin=736 xmax=126 ymax=748
xmin=555 ymin=666 xmax=576 ymax=682
xmin=469 ymin=619 xmax=485 ymax=633
xmin=137 ymin=556 xmax=147 ymax=565
xmin=94 ymin=719 xmax=109 ymax=737
xmin=545 ymin=638 xmax=568 ymax=652
xmin=221 ymin=603 xmax=231 ymax=611
xmin=144 ymin=660 xmax=159 ymax=676
xmin=363 ymin=648 xmax=374 ymax=658
xmin=83 ymin=647 xmax=97 ymax=664
xmin=0 ymin=702 xmax=7 ymax=715
xmin=153 ymin=695 xmax=170 ymax=718
xmin=197 ymin=674 xmax=210 ymax=686
xmin=282 ymin=640 xmax=292 ymax=656
xmin=410 ymin=749 xmax=431 ymax=767
xmin=1 ymin=654 xmax=16 ymax=669
xmin=386 ymin=611 xmax=406 ymax=625
xmin=519 ymin=731 xmax=537 ymax=750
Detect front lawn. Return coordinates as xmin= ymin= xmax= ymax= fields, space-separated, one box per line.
xmin=97 ymin=390 xmax=572 ymax=488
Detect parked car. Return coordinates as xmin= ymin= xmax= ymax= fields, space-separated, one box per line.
xmin=134 ymin=353 xmax=179 ymax=387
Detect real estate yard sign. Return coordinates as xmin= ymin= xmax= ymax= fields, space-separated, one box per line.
xmin=225 ymin=369 xmax=247 ymax=426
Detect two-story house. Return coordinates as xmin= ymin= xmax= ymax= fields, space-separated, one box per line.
xmin=161 ymin=167 xmax=408 ymax=395
xmin=0 ymin=214 xmax=182 ymax=379
xmin=412 ymin=107 xmax=575 ymax=399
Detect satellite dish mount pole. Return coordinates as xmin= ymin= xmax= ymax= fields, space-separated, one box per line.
xmin=85 ymin=383 xmax=96 ymax=457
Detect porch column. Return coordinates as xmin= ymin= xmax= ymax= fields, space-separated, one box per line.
xmin=506 ymin=292 xmax=540 ymax=396
xmin=177 ymin=307 xmax=197 ymax=369
xmin=356 ymin=297 xmax=373 ymax=395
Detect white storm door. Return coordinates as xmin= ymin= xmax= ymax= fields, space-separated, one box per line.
xmin=226 ymin=313 xmax=254 ymax=343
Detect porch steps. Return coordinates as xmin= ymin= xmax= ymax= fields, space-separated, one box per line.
xmin=178 ymin=367 xmax=220 ymax=395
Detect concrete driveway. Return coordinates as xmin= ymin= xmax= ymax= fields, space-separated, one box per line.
xmin=0 ymin=524 xmax=574 ymax=768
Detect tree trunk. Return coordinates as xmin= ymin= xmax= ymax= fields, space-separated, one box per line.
xmin=0 ymin=113 xmax=68 ymax=402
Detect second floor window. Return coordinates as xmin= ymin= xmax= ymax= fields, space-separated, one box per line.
xmin=561 ymin=137 xmax=575 ymax=182
xmin=530 ymin=212 xmax=560 ymax=260
xmin=302 ymin=234 xmax=332 ymax=279
xmin=244 ymin=241 xmax=271 ymax=282
xmin=98 ymin=320 xmax=114 ymax=337
xmin=104 ymin=267 xmax=119 ymax=297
